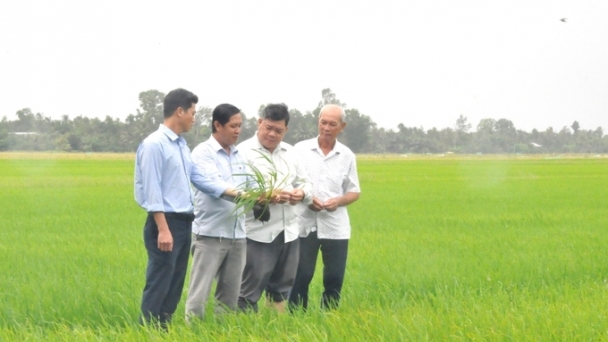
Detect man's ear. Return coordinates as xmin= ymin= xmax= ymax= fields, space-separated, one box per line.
xmin=257 ymin=118 xmax=263 ymax=127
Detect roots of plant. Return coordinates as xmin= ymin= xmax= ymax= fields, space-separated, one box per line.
xmin=252 ymin=204 xmax=271 ymax=223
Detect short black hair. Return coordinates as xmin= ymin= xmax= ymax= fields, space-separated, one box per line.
xmin=163 ymin=88 xmax=199 ymax=118
xmin=212 ymin=103 xmax=241 ymax=133
xmin=261 ymin=103 xmax=290 ymax=126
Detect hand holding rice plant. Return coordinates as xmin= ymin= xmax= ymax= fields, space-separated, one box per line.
xmin=233 ymin=151 xmax=295 ymax=222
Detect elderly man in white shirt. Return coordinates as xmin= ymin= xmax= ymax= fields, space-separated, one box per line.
xmin=237 ymin=103 xmax=313 ymax=313
xmin=288 ymin=104 xmax=361 ymax=311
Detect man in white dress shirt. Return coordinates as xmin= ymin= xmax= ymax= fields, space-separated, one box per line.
xmin=237 ymin=103 xmax=313 ymax=313
xmin=185 ymin=103 xmax=248 ymax=321
xmin=288 ymin=104 xmax=361 ymax=311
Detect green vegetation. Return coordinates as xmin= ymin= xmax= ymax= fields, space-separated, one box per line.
xmin=1 ymin=154 xmax=607 ymax=340
xmin=2 ymin=88 xmax=607 ymax=154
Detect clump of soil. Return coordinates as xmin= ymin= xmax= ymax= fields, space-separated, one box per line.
xmin=252 ymin=204 xmax=270 ymax=222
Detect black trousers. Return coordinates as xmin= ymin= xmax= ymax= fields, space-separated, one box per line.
xmin=140 ymin=213 xmax=193 ymax=326
xmin=288 ymin=231 xmax=349 ymax=310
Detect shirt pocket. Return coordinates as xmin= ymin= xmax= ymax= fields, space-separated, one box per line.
xmin=230 ymin=164 xmax=249 ymax=188
xmin=164 ymin=146 xmax=185 ymax=173
xmin=322 ymin=168 xmax=347 ymax=194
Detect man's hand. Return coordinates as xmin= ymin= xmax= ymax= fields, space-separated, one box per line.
xmin=289 ymin=189 xmax=305 ymax=205
xmin=157 ymin=228 xmax=173 ymax=252
xmin=276 ymin=189 xmax=291 ymax=204
xmin=323 ymin=197 xmax=340 ymax=212
xmin=270 ymin=191 xmax=282 ymax=203
xmin=308 ymin=196 xmax=324 ymax=212
xmin=152 ymin=213 xmax=173 ymax=252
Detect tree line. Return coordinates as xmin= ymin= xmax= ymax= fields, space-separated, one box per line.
xmin=1 ymin=88 xmax=606 ymax=154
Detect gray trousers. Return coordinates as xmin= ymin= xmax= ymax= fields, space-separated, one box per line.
xmin=185 ymin=235 xmax=246 ymax=320
xmin=238 ymin=231 xmax=300 ymax=312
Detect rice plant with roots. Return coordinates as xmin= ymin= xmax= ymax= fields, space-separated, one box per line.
xmin=232 ymin=151 xmax=291 ymax=222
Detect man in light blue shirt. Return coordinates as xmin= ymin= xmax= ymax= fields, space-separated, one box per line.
xmin=185 ymin=103 xmax=249 ymax=321
xmin=134 ymin=89 xmax=241 ymax=329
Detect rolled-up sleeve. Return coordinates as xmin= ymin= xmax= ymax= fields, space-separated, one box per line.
xmin=344 ymin=155 xmax=361 ymax=193
xmin=190 ymin=146 xmax=230 ymax=198
xmin=294 ymin=158 xmax=313 ymax=205
xmin=135 ymin=141 xmax=165 ymax=212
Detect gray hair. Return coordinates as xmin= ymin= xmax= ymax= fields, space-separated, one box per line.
xmin=319 ymin=104 xmax=346 ymax=123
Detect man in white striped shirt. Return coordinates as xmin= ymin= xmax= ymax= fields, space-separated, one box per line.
xmin=237 ymin=103 xmax=313 ymax=313
xmin=289 ymin=104 xmax=361 ymax=311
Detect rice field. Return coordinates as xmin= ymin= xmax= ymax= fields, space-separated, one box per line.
xmin=1 ymin=153 xmax=607 ymax=341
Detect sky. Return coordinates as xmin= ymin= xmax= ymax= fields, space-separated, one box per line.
xmin=1 ymin=0 xmax=607 ymax=133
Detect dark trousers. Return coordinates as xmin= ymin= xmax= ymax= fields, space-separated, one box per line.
xmin=140 ymin=213 xmax=193 ymax=326
xmin=288 ymin=231 xmax=349 ymax=310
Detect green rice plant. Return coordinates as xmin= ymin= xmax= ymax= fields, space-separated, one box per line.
xmin=2 ymin=154 xmax=608 ymax=340
xmin=231 ymin=150 xmax=291 ymax=222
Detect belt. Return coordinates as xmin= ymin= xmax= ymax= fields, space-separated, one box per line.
xmin=164 ymin=212 xmax=195 ymax=222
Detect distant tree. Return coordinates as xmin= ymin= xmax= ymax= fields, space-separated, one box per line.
xmin=53 ymin=114 xmax=72 ymax=134
xmin=32 ymin=112 xmax=53 ymax=133
xmin=122 ymin=114 xmax=138 ymax=151
xmin=368 ymin=126 xmax=390 ymax=153
xmin=594 ymin=126 xmax=603 ymax=138
xmin=309 ymin=88 xmax=346 ymax=119
xmin=494 ymin=119 xmax=517 ymax=152
xmin=67 ymin=134 xmax=82 ymax=151
xmin=183 ymin=106 xmax=212 ymax=148
xmin=54 ymin=135 xmax=71 ymax=151
xmin=139 ymin=90 xmax=165 ymax=120
xmin=474 ymin=118 xmax=496 ymax=153
xmin=134 ymin=89 xmax=166 ymax=147
xmin=0 ymin=118 xmax=9 ymax=151
xmin=477 ymin=118 xmax=496 ymax=134
xmin=257 ymin=104 xmax=265 ymax=118
xmin=541 ymin=127 xmax=557 ymax=152
xmin=15 ymin=108 xmax=35 ymax=132
xmin=571 ymin=121 xmax=580 ymax=134
xmin=2 ymin=88 xmax=605 ymax=154
xmin=342 ymin=108 xmax=373 ymax=153
xmin=284 ymin=109 xmax=317 ymax=145
xmin=89 ymin=116 xmax=120 ymax=152
xmin=319 ymin=88 xmax=346 ymax=107
xmin=453 ymin=115 xmax=472 ymax=152
xmin=238 ymin=112 xmax=258 ymax=144
xmin=557 ymin=126 xmax=572 ymax=152
xmin=455 ymin=114 xmax=472 ymax=133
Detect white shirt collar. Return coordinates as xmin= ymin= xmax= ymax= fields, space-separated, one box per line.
xmin=208 ymin=134 xmax=238 ymax=155
xmin=310 ymin=136 xmax=343 ymax=154
xmin=252 ymin=131 xmax=287 ymax=152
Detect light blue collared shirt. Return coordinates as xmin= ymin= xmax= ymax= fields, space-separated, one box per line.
xmin=191 ymin=135 xmax=247 ymax=239
xmin=134 ymin=124 xmax=226 ymax=213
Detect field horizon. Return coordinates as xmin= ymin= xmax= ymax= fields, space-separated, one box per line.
xmin=1 ymin=151 xmax=607 ymax=160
